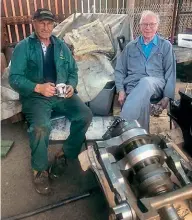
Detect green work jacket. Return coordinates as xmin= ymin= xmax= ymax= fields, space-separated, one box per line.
xmin=9 ymin=33 xmax=78 ymax=98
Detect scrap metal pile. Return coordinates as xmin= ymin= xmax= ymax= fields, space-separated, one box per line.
xmin=90 ymin=118 xmax=192 ymax=220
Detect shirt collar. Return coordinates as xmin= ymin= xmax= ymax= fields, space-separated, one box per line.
xmin=140 ymin=34 xmax=158 ymax=46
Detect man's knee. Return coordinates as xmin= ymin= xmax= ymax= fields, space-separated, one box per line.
xmin=29 ymin=123 xmax=51 ymax=136
xmin=83 ymin=108 xmax=93 ymax=125
xmin=78 ymin=108 xmax=93 ymax=126
xmin=139 ymin=77 xmax=154 ymax=88
xmin=137 ymin=77 xmax=158 ymax=96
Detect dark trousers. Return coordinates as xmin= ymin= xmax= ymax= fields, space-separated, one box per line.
xmin=22 ymin=94 xmax=93 ymax=171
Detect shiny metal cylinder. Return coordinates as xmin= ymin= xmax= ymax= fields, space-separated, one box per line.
xmin=126 ymin=144 xmax=165 ymax=168
xmin=159 ymin=205 xmax=181 ymax=220
xmin=113 ymin=202 xmax=136 ymax=220
xmin=139 ymin=172 xmax=173 ymax=196
xmin=120 ymin=127 xmax=171 ymax=198
xmin=149 ymin=184 xmax=192 ymax=209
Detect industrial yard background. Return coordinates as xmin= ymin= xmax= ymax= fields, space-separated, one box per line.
xmin=1 ymin=0 xmax=192 ymax=48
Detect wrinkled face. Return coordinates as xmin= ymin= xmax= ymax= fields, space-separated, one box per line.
xmin=140 ymin=15 xmax=158 ymax=40
xmin=33 ymin=19 xmax=54 ymax=39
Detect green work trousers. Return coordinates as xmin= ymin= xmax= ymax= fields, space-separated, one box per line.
xmin=22 ymin=94 xmax=93 ymax=171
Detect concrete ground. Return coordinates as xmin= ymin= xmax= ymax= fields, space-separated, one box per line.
xmin=1 ymin=120 xmax=109 ymax=220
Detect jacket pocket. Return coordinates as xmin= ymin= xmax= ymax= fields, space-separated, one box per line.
xmin=27 ymin=60 xmax=38 ymax=69
xmin=148 ymin=69 xmax=164 ymax=78
xmin=128 ymin=52 xmax=143 ymax=71
xmin=58 ymin=59 xmax=69 ymax=73
xmin=56 ymin=59 xmax=70 ymax=83
xmin=27 ymin=60 xmax=40 ymax=81
xmin=129 ymin=52 xmax=140 ymax=57
xmin=150 ymin=52 xmax=163 ymax=70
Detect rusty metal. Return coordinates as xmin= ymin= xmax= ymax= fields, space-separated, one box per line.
xmin=2 ymin=16 xmax=32 ymax=25
xmin=48 ymin=0 xmax=51 ymax=10
xmin=175 ymin=0 xmax=183 ymax=37
xmin=3 ymin=0 xmax=13 ymax=44
xmin=1 ymin=15 xmax=32 ymax=47
xmin=170 ymin=0 xmax=178 ymax=44
xmin=2 ymin=15 xmax=62 ymax=25
xmin=26 ymin=0 xmax=33 ymax=34
xmin=1 ymin=19 xmax=9 ymax=49
xmin=180 ymin=11 xmax=192 ymax=15
xmin=10 ymin=0 xmax=20 ymax=42
xmin=69 ymin=0 xmax=71 ymax=15
xmin=18 ymin=0 xmax=26 ymax=38
xmin=34 ymin=0 xmax=37 ymax=11
xmin=55 ymin=0 xmax=58 ymax=15
xmin=1 ymin=1 xmax=191 ymax=47
xmin=177 ymin=2 xmax=192 ymax=34
xmin=41 ymin=0 xmax=44 ymax=8
xmin=75 ymin=0 xmax=77 ymax=12
xmin=62 ymin=0 xmax=65 ymax=14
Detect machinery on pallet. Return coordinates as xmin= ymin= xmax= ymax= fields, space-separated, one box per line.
xmin=90 ymin=118 xmax=192 ymax=220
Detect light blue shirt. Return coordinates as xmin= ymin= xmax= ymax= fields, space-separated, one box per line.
xmin=140 ymin=35 xmax=158 ymax=59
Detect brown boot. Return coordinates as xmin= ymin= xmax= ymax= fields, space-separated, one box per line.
xmin=33 ymin=170 xmax=52 ymax=195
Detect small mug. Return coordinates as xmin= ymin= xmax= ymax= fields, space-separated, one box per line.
xmin=56 ymin=83 xmax=67 ymax=98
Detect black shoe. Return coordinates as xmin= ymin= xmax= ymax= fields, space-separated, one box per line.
xmin=49 ymin=154 xmax=67 ymax=179
xmin=33 ymin=171 xmax=52 ymax=195
xmin=102 ymin=117 xmax=130 ymax=140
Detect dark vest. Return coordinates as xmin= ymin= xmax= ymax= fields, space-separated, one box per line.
xmin=43 ymin=43 xmax=57 ymax=83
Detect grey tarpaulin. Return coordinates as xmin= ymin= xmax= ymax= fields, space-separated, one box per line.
xmin=53 ymin=13 xmax=133 ymax=54
xmin=53 ymin=13 xmax=133 ymax=102
xmin=1 ymin=66 xmax=21 ymax=120
xmin=75 ymin=53 xmax=114 ymax=102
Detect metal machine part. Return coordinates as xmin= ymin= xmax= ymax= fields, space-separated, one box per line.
xmin=164 ymin=148 xmax=191 ymax=186
xmin=94 ymin=119 xmax=192 ymax=220
xmin=158 ymin=204 xmax=181 ymax=220
xmin=113 ymin=202 xmax=136 ymax=220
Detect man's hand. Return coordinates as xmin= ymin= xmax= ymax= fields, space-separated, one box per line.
xmin=34 ymin=83 xmax=55 ymax=97
xmin=65 ymin=85 xmax=74 ymax=98
xmin=157 ymin=97 xmax=169 ymax=109
xmin=118 ymin=91 xmax=126 ymax=106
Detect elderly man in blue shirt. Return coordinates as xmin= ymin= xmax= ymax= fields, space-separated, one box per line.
xmin=115 ymin=10 xmax=176 ymax=131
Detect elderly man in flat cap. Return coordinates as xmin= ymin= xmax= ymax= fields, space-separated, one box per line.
xmin=9 ymin=8 xmax=92 ymax=195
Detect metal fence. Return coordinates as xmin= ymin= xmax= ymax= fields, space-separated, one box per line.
xmin=128 ymin=4 xmax=174 ymax=39
xmin=1 ymin=0 xmax=192 ymax=47
xmin=178 ymin=2 xmax=192 ymax=34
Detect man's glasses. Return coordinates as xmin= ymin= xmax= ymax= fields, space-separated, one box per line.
xmin=140 ymin=23 xmax=157 ymax=28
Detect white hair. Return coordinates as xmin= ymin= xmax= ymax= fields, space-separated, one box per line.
xmin=139 ymin=10 xmax=160 ymax=24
